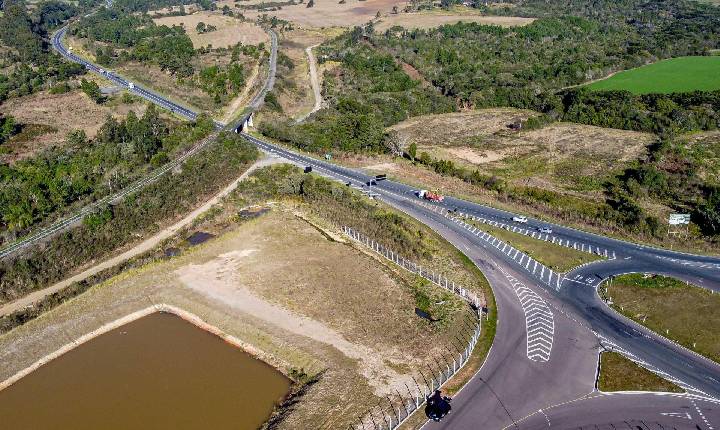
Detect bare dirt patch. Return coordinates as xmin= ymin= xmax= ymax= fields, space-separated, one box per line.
xmin=153 ymin=12 xmax=268 ymax=49
xmin=376 ymin=11 xmax=535 ymax=31
xmin=0 ymin=209 xmax=470 ymax=429
xmin=388 ymin=109 xmax=655 ymax=186
xmin=243 ymin=0 xmax=408 ymax=27
xmin=388 ymin=108 xmax=535 ymax=147
xmin=0 ymin=90 xmax=147 ymax=163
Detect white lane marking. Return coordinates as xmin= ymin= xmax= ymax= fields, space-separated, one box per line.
xmin=691 ymin=399 xmax=715 ymax=430
xmin=660 ymin=412 xmax=691 ymax=419
xmin=500 ymin=271 xmax=554 ymax=362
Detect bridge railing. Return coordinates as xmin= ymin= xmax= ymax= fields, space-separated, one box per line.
xmin=341 ymin=226 xmax=483 ymax=430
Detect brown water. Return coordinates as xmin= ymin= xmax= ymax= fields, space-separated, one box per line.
xmin=0 ymin=312 xmax=291 ymax=430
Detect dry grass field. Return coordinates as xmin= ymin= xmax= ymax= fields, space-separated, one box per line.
xmin=0 ymin=90 xmax=147 ymax=163
xmin=0 ymin=209 xmax=475 ymax=429
xmin=388 ymin=109 xmax=655 ymax=193
xmin=375 ymin=10 xmax=534 ymax=31
xmin=116 ymin=62 xmax=213 ymax=111
xmin=243 ymin=0 xmax=407 ymax=27
xmin=152 ymin=12 xmax=268 ymax=49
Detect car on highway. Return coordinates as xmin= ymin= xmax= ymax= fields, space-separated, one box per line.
xmin=539 ymin=226 xmax=553 ymax=234
xmin=512 ymin=215 xmax=528 ymax=223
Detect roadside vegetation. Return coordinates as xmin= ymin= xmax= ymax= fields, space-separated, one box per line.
xmin=0 ymin=107 xmax=215 ymax=237
xmin=0 ymin=131 xmax=258 ymax=308
xmin=603 ymin=274 xmax=720 ymax=364
xmin=597 ymin=351 xmax=684 ymax=393
xmin=68 ymin=0 xmax=267 ymax=112
xmin=254 ymin=0 xmax=720 ymax=249
xmin=585 ymin=56 xmax=720 ymax=94
xmin=0 ymin=164 xmax=494 ymax=429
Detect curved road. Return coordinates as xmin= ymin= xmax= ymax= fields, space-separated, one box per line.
xmin=9 ymin=14 xmax=720 ymax=429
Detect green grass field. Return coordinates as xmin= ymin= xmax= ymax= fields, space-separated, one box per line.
xmin=586 ymin=56 xmax=720 ymax=94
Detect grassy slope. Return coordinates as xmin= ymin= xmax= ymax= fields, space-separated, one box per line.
xmin=586 ymin=56 xmax=720 ymax=94
xmin=598 ymin=352 xmax=683 ymax=392
xmin=605 ymin=274 xmax=720 ymax=364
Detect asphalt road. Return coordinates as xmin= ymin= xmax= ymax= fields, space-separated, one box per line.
xmin=243 ymin=134 xmax=720 ymax=421
xmin=23 ymin=15 xmax=720 ymax=428
xmin=0 ymin=22 xmax=277 ymax=260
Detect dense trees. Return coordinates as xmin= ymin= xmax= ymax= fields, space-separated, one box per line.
xmin=260 ymin=47 xmax=454 ymax=153
xmin=80 ymin=79 xmax=103 ymax=102
xmin=0 ymin=106 xmax=216 ymax=234
xmin=71 ymin=8 xmax=196 ymax=76
xmin=0 ymin=0 xmax=46 ymax=63
xmin=0 ymin=115 xmax=18 ymax=146
xmin=0 ymin=1 xmax=86 ymax=101
xmin=0 ymin=131 xmax=258 ymax=306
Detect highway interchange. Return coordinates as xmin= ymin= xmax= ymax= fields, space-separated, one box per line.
xmin=12 ymin=15 xmax=720 ymax=430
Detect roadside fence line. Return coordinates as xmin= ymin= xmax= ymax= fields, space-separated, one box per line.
xmin=340 ymin=226 xmax=483 ymax=430
xmin=341 ymin=226 xmax=481 ymax=308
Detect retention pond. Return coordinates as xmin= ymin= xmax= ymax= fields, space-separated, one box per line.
xmin=0 ymin=312 xmax=291 ymax=429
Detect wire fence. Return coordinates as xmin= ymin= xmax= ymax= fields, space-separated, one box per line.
xmin=341 ymin=226 xmax=483 ymax=430
xmin=341 ymin=226 xmax=482 ymax=309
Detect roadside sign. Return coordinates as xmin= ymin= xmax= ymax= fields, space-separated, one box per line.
xmin=668 ymin=213 xmax=690 ymax=225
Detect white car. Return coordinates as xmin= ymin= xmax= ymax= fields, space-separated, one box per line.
xmin=539 ymin=226 xmax=553 ymax=234
xmin=512 ymin=216 xmax=528 ymax=223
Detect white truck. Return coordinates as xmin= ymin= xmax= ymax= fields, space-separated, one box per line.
xmin=128 ymin=82 xmax=135 ymax=90
xmin=512 ymin=215 xmax=528 ymax=223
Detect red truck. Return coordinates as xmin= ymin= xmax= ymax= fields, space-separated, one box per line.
xmin=418 ymin=189 xmax=444 ymax=202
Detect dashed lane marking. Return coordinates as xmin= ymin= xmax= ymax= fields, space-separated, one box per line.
xmin=691 ymin=399 xmax=715 ymax=430
xmin=446 ymin=215 xmax=563 ymax=290
xmin=455 ymin=212 xmax=617 ymax=261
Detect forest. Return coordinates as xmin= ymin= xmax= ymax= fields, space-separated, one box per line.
xmin=0 ymin=131 xmax=258 ymax=306
xmin=0 ymin=106 xmax=216 ymax=234
xmin=0 ymin=0 xmax=87 ymax=101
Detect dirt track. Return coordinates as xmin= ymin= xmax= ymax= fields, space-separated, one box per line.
xmin=0 ymin=155 xmax=281 ymax=318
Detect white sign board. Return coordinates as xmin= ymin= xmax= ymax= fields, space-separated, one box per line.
xmin=668 ymin=213 xmax=691 ymax=225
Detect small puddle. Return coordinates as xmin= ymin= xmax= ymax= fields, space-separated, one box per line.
xmin=186 ymin=231 xmax=215 ymax=246
xmin=0 ymin=312 xmax=291 ymax=430
xmin=238 ymin=207 xmax=270 ymax=219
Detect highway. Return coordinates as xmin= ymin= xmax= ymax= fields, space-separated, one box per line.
xmin=0 ymin=22 xmax=277 ymax=260
xmin=244 ymin=134 xmax=720 ymax=428
xmin=16 ymin=12 xmax=720 ymax=429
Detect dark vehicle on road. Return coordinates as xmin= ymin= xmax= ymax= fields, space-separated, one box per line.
xmin=375 ymin=174 xmax=387 ymax=181
xmin=425 ymin=390 xmax=452 ymax=422
xmin=304 ymin=166 xmax=313 ymax=173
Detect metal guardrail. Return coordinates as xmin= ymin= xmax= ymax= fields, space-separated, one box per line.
xmin=341 ymin=226 xmax=483 ymax=430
